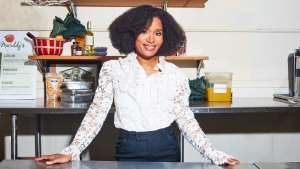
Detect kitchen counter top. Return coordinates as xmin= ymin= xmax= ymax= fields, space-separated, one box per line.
xmin=1 ymin=97 xmax=299 ymax=133
xmin=0 ymin=160 xmax=257 ymax=169
xmin=254 ymin=162 xmax=300 ymax=169
xmin=0 ymin=97 xmax=299 ymax=115
xmin=2 ymin=97 xmax=300 ymax=159
xmin=2 ymin=160 xmax=300 ymax=169
xmin=190 ymin=97 xmax=300 ymax=113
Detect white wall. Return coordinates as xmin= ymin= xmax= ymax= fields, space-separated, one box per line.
xmin=1 ymin=0 xmax=300 ymax=98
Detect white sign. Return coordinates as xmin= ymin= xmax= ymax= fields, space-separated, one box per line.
xmin=0 ymin=31 xmax=37 ymax=99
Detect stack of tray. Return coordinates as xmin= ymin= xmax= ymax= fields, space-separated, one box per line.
xmin=61 ymin=81 xmax=94 ymax=103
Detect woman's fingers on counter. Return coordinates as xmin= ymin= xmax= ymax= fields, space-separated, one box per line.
xmin=34 ymin=155 xmax=51 ymax=161
xmin=34 ymin=154 xmax=72 ymax=165
xmin=225 ymin=158 xmax=240 ymax=166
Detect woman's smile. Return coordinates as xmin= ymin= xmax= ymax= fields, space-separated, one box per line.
xmin=143 ymin=43 xmax=156 ymax=51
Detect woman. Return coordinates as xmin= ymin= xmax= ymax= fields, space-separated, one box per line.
xmin=36 ymin=5 xmax=239 ymax=166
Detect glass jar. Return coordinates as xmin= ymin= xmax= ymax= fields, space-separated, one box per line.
xmin=71 ymin=42 xmax=78 ymax=56
xmin=46 ymin=73 xmax=63 ymax=100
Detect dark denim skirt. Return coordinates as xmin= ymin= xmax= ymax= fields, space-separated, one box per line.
xmin=115 ymin=125 xmax=180 ymax=162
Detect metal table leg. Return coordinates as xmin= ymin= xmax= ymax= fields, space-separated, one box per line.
xmin=35 ymin=115 xmax=41 ymax=157
xmin=180 ymin=133 xmax=184 ymax=162
xmin=35 ymin=60 xmax=45 ymax=157
xmin=36 ymin=59 xmax=47 ymax=105
xmin=11 ymin=114 xmax=18 ymax=160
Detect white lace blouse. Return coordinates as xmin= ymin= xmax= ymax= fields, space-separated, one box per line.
xmin=61 ymin=53 xmax=234 ymax=165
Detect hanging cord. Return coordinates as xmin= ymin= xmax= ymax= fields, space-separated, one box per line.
xmin=64 ymin=0 xmax=77 ymax=18
xmin=196 ymin=60 xmax=204 ymax=78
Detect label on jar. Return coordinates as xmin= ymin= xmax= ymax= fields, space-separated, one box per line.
xmin=213 ymin=84 xmax=227 ymax=93
xmin=75 ymin=50 xmax=82 ymax=56
xmin=85 ymin=35 xmax=94 ymax=46
xmin=50 ymin=79 xmax=58 ymax=88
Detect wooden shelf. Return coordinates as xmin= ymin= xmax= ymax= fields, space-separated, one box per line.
xmin=29 ymin=55 xmax=123 ymax=61
xmin=29 ymin=55 xmax=208 ymax=61
xmin=165 ymin=55 xmax=208 ymax=61
xmin=71 ymin=0 xmax=208 ymax=8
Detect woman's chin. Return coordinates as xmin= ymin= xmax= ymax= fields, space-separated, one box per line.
xmin=140 ymin=55 xmax=157 ymax=60
xmin=137 ymin=52 xmax=158 ymax=59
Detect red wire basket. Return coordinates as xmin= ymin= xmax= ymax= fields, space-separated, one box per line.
xmin=33 ymin=37 xmax=64 ymax=55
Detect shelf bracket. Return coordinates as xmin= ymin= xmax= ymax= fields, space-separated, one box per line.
xmin=162 ymin=0 xmax=168 ymax=11
xmin=196 ymin=60 xmax=204 ymax=78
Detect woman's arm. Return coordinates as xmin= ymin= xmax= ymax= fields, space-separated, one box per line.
xmin=60 ymin=62 xmax=114 ymax=160
xmin=173 ymin=74 xmax=236 ymax=165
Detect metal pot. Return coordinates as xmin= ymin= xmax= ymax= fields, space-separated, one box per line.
xmin=62 ymin=81 xmax=93 ymax=90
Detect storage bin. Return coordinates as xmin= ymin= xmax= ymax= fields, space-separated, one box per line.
xmin=205 ymin=72 xmax=232 ymax=102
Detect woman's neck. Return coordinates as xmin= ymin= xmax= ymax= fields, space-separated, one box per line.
xmin=136 ymin=56 xmax=159 ymax=75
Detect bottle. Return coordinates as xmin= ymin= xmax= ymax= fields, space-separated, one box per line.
xmin=84 ymin=21 xmax=94 ymax=56
xmin=71 ymin=42 xmax=78 ymax=56
xmin=177 ymin=40 xmax=186 ymax=56
xmin=75 ymin=35 xmax=85 ymax=49
xmin=75 ymin=45 xmax=83 ymax=56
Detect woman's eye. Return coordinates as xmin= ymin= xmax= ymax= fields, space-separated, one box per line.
xmin=141 ymin=30 xmax=147 ymax=34
xmin=156 ymin=32 xmax=162 ymax=36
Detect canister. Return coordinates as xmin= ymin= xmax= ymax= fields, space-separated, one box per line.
xmin=205 ymin=72 xmax=232 ymax=102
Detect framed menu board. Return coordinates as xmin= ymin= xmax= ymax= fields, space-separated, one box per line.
xmin=0 ymin=31 xmax=37 ymax=99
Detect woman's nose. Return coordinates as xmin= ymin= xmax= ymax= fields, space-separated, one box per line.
xmin=146 ymin=34 xmax=154 ymax=43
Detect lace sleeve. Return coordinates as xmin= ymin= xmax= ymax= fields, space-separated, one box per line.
xmin=60 ymin=62 xmax=114 ymax=160
xmin=173 ymin=75 xmax=234 ymax=165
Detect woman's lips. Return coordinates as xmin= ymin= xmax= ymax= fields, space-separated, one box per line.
xmin=143 ymin=44 xmax=156 ymax=51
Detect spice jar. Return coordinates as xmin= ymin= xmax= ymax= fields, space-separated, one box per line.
xmin=46 ymin=73 xmax=63 ymax=100
xmin=71 ymin=42 xmax=83 ymax=56
xmin=71 ymin=42 xmax=78 ymax=56
xmin=75 ymin=46 xmax=83 ymax=56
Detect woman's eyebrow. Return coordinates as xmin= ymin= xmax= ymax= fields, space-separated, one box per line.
xmin=154 ymin=29 xmax=163 ymax=31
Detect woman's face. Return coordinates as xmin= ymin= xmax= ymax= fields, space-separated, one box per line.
xmin=135 ymin=17 xmax=164 ymax=59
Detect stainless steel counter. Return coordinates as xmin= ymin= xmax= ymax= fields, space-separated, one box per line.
xmin=255 ymin=162 xmax=300 ymax=169
xmin=0 ymin=97 xmax=299 ymax=115
xmin=1 ymin=97 xmax=300 ymax=160
xmin=190 ymin=97 xmax=300 ymax=113
xmin=0 ymin=160 xmax=257 ymax=169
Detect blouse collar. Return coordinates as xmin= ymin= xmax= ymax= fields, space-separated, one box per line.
xmin=127 ymin=53 xmax=166 ymax=73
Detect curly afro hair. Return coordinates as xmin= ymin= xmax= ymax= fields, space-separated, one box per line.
xmin=108 ymin=5 xmax=186 ymax=56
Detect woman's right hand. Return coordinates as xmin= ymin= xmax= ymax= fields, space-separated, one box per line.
xmin=35 ymin=154 xmax=72 ymax=165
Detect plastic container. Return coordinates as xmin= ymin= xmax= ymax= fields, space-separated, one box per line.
xmin=205 ymin=72 xmax=232 ymax=102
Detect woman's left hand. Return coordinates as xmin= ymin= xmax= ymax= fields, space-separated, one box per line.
xmin=225 ymin=158 xmax=240 ymax=166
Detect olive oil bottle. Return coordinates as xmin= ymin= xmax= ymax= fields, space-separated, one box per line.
xmin=84 ymin=21 xmax=94 ymax=55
